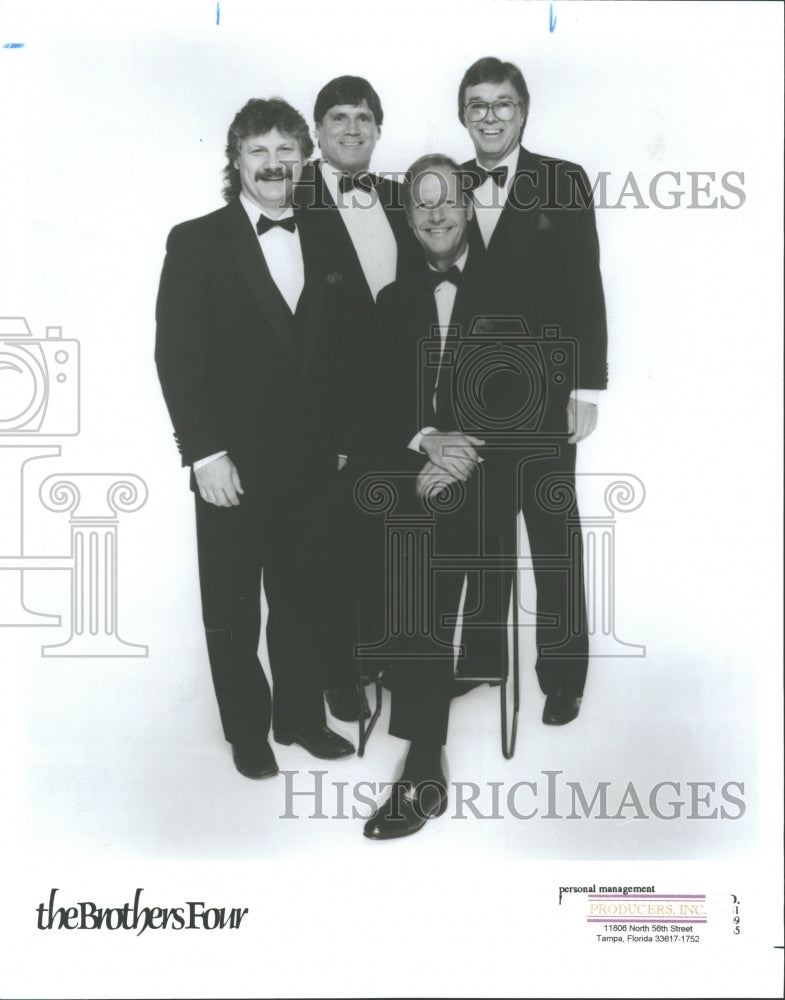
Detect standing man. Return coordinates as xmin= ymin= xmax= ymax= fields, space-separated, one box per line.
xmin=458 ymin=56 xmax=608 ymax=727
xmin=294 ymin=76 xmax=421 ymax=723
xmin=155 ymin=97 xmax=355 ymax=781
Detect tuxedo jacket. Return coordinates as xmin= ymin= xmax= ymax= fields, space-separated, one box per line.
xmin=294 ymin=159 xmax=422 ymax=309
xmin=462 ymin=146 xmax=608 ymax=393
xmin=294 ymin=161 xmax=424 ymax=465
xmin=154 ymin=197 xmax=350 ymax=500
xmin=374 ymin=228 xmax=587 ymax=469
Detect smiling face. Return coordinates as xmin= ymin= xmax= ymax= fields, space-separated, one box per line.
xmin=233 ymin=128 xmax=305 ymax=214
xmin=463 ymin=79 xmax=525 ymax=168
xmin=407 ymin=165 xmax=473 ymax=270
xmin=315 ymin=99 xmax=380 ymax=173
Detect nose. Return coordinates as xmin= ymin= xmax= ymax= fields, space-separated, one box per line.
xmin=428 ymin=202 xmax=446 ymax=223
xmin=484 ymin=104 xmax=499 ymax=123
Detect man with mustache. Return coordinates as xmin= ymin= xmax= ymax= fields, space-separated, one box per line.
xmin=155 ymin=98 xmax=355 ymax=780
xmin=294 ymin=76 xmax=421 ymax=726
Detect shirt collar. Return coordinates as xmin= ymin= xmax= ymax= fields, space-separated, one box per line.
xmin=320 ymin=160 xmax=344 ymax=201
xmin=427 ymin=245 xmax=469 ymax=276
xmin=320 ymin=159 xmax=376 ymax=200
xmin=239 ymin=192 xmax=295 ymax=229
xmin=475 ymin=145 xmax=520 ymax=187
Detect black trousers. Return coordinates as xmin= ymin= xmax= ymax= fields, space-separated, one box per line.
xmin=517 ymin=440 xmax=589 ymax=697
xmin=387 ymin=440 xmax=588 ymax=747
xmin=318 ymin=467 xmax=385 ymax=692
xmin=194 ymin=490 xmax=332 ymax=743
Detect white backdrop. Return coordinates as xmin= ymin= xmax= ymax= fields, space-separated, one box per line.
xmin=0 ymin=1 xmax=782 ymax=997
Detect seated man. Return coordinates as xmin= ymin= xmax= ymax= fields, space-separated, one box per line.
xmin=365 ymin=151 xmax=599 ymax=839
xmin=364 ymin=155 xmax=502 ymax=839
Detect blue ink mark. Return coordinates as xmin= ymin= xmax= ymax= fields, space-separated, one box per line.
xmin=3 ymin=42 xmax=26 ymax=48
xmin=216 ymin=2 xmax=220 ymax=25
xmin=549 ymin=3 xmax=556 ymax=32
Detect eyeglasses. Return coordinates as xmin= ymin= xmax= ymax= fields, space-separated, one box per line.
xmin=464 ymin=100 xmax=521 ymax=123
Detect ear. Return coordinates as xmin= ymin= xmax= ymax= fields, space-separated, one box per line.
xmin=466 ymin=199 xmax=475 ymax=222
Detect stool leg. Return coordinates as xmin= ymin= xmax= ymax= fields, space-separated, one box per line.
xmin=358 ymin=668 xmax=384 ymax=757
xmin=500 ymin=564 xmax=520 ymax=759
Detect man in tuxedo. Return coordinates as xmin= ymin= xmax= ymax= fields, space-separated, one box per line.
xmin=364 ymin=154 xmax=518 ymax=839
xmin=155 ymin=97 xmax=355 ymax=780
xmin=458 ymin=55 xmax=608 ymax=728
xmin=294 ymin=76 xmax=421 ymax=724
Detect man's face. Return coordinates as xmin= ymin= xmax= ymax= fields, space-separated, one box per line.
xmin=315 ymin=99 xmax=380 ymax=174
xmin=462 ymin=79 xmax=524 ymax=167
xmin=407 ymin=165 xmax=473 ymax=269
xmin=233 ymin=128 xmax=305 ymax=213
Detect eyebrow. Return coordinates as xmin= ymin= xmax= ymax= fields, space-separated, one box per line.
xmin=467 ymin=94 xmax=515 ymax=102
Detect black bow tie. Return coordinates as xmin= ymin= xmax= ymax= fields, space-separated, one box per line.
xmin=467 ymin=164 xmax=508 ymax=190
xmin=256 ymin=214 xmax=297 ymax=236
xmin=426 ymin=265 xmax=462 ymax=292
xmin=338 ymin=171 xmax=376 ymax=194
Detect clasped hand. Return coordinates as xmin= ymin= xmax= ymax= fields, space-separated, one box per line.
xmin=420 ymin=430 xmax=484 ymax=480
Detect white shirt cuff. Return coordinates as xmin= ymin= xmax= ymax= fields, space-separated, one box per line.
xmin=193 ymin=450 xmax=228 ymax=471
xmin=408 ymin=427 xmax=437 ymax=453
xmin=570 ymin=389 xmax=602 ymax=406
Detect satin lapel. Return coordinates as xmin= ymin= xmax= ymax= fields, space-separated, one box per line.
xmin=459 ymin=232 xmax=486 ymax=302
xmin=485 ymin=147 xmax=540 ymax=255
xmin=298 ymin=222 xmax=326 ymax=375
xmin=415 ymin=272 xmax=441 ymax=421
xmin=222 ymin=200 xmax=299 ymax=364
xmin=450 ymin=276 xmax=477 ymax=336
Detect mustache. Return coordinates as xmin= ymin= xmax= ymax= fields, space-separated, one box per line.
xmin=254 ymin=167 xmax=294 ymax=182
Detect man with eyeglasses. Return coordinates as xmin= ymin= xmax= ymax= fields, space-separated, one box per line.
xmin=452 ymin=56 xmax=609 ymax=727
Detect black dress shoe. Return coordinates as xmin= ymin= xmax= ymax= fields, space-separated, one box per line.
xmin=275 ymin=725 xmax=355 ymax=759
xmin=325 ymin=684 xmax=371 ymax=723
xmin=363 ymin=777 xmax=448 ymax=840
xmin=542 ymin=689 xmax=582 ymax=726
xmin=231 ymin=741 xmax=279 ymax=779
